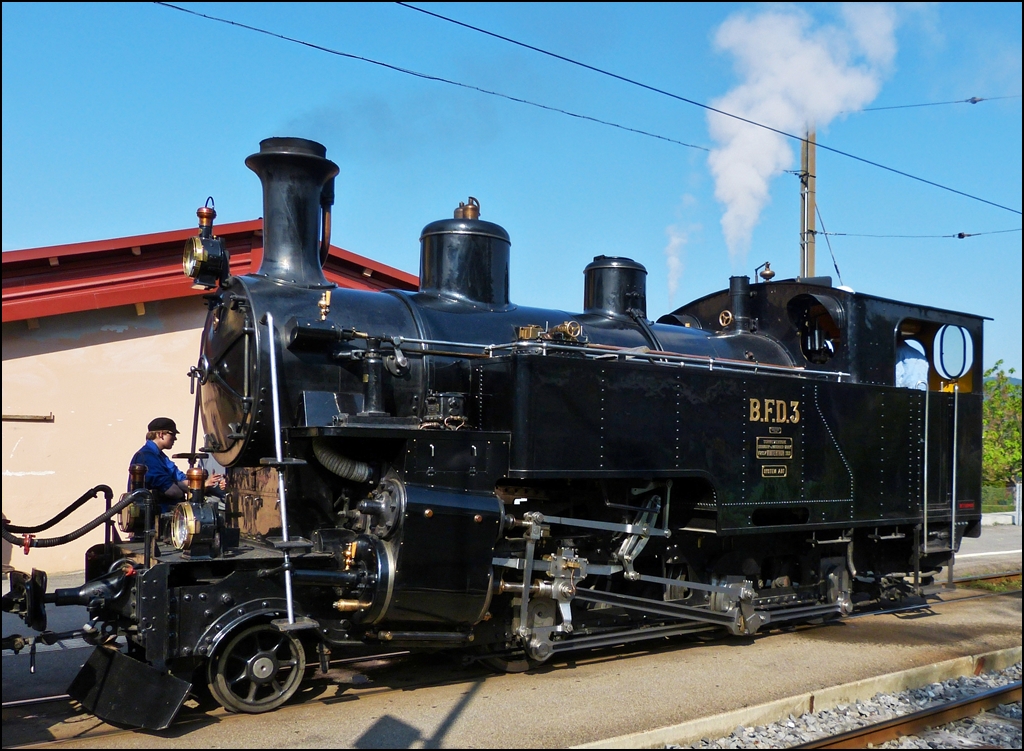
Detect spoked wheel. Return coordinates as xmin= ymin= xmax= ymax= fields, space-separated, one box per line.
xmin=207 ymin=623 xmax=306 ymax=713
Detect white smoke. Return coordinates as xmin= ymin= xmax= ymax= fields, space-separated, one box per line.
xmin=707 ymin=4 xmax=898 ymax=265
xmin=664 ymin=225 xmax=688 ymax=303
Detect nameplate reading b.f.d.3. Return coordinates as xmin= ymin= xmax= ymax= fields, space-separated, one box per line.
xmin=749 ymin=398 xmax=800 ymax=424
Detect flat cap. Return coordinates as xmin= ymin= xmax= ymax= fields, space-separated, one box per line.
xmin=147 ymin=417 xmax=179 ymax=434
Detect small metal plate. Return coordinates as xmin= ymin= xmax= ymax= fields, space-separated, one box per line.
xmin=259 ymin=457 xmax=308 ymax=467
xmin=272 ymin=616 xmax=319 ymax=632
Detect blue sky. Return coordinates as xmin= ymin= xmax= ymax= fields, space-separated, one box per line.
xmin=3 ymin=3 xmax=1021 ymax=370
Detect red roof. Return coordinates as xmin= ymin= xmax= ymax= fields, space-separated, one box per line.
xmin=2 ymin=220 xmax=419 ymax=323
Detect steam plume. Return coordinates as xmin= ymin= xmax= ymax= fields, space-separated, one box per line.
xmin=664 ymin=225 xmax=688 ymax=303
xmin=707 ymin=4 xmax=898 ymax=265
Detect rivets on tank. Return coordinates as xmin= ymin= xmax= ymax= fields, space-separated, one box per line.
xmin=424 ymin=509 xmax=434 ymax=518
xmin=474 ymin=514 xmax=483 ymax=523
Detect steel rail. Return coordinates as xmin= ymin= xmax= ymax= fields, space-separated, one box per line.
xmin=793 ymin=680 xmax=1022 ymax=749
xmin=955 ymin=570 xmax=1022 ymax=584
xmin=848 ymin=584 xmax=1021 ymax=620
xmin=1 ymin=693 xmax=72 ymax=708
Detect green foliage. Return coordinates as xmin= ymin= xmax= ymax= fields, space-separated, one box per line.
xmin=982 ymin=360 xmax=1022 ymax=487
xmin=981 ymin=485 xmax=1015 ymax=513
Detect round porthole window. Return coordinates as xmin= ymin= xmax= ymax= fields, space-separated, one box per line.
xmin=933 ymin=325 xmax=973 ymax=381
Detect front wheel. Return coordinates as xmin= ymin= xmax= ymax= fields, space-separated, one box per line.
xmin=207 ymin=623 xmax=306 ymax=713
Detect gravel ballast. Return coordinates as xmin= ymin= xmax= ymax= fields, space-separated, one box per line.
xmin=681 ymin=662 xmax=1022 ymax=749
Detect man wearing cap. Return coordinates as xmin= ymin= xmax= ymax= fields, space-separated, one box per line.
xmin=130 ymin=418 xmax=224 ymax=512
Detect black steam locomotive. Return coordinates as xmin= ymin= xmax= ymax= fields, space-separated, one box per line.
xmin=2 ymin=137 xmax=984 ymax=729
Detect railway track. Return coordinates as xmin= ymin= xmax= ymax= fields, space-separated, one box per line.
xmin=794 ymin=680 xmax=1022 ymax=749
xmin=4 ymin=569 xmax=1019 ymax=745
xmin=956 ymin=570 xmax=1022 ymax=584
xmin=3 ymin=571 xmax=1019 ymax=717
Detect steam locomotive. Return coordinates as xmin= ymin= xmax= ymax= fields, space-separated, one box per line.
xmin=2 ymin=137 xmax=984 ymax=730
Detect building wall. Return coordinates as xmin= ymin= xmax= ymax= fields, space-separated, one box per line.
xmin=2 ymin=297 xmax=208 ymax=574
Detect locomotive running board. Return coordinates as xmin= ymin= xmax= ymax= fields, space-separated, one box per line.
xmin=67 ymin=646 xmax=191 ymax=730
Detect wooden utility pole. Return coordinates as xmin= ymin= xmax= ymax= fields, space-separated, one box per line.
xmin=800 ymin=129 xmax=817 ymax=278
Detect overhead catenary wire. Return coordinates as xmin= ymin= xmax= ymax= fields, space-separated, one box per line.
xmin=154 ymin=3 xmax=706 ymax=152
xmin=396 ymin=2 xmax=1022 ymax=216
xmin=157 ymin=2 xmax=1021 ymax=217
xmin=813 ymin=205 xmax=844 ymax=287
xmin=821 ymin=228 xmax=1023 ymax=239
xmin=783 ymin=167 xmax=1020 ymax=244
xmin=861 ymin=95 xmax=1022 ymax=112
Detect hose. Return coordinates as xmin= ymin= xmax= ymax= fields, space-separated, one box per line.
xmin=3 ymin=485 xmax=113 ymax=533
xmin=627 ymin=308 xmax=666 ymax=353
xmin=312 ymin=439 xmax=373 ymax=483
xmin=1 ymin=489 xmax=143 ymax=550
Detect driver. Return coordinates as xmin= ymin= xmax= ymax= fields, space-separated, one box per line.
xmin=130 ymin=417 xmax=224 ymax=512
xmin=895 ymin=337 xmax=929 ymax=390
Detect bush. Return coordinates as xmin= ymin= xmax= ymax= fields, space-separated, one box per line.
xmin=982 ymin=361 xmax=1022 ymax=489
xmin=981 ymin=484 xmax=1017 ymax=514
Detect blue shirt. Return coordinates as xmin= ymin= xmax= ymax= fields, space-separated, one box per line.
xmin=130 ymin=440 xmax=186 ymax=494
xmin=895 ymin=342 xmax=929 ymax=390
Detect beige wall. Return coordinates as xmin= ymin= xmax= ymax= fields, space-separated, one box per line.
xmin=3 ymin=297 xmax=208 ymax=574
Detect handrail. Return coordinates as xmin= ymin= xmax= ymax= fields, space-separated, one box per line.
xmin=921 ymin=383 xmax=930 ymax=551
xmin=380 ymin=334 xmax=851 ymax=381
xmin=948 ymin=382 xmax=960 ymax=586
xmin=263 ymin=311 xmax=296 ymax=626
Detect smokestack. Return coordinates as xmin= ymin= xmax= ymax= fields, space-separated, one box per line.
xmin=245 ymin=138 xmax=339 ymax=288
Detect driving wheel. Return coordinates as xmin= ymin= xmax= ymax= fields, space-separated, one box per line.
xmin=207 ymin=623 xmax=306 ymax=713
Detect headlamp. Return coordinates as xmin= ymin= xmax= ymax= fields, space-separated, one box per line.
xmin=183 ymin=199 xmax=229 ymax=290
xmin=170 ymin=501 xmax=218 ymax=556
xmin=117 ymin=496 xmax=144 ymax=536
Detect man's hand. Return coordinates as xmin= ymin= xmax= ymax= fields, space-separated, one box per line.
xmin=206 ymin=473 xmax=226 ymax=491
